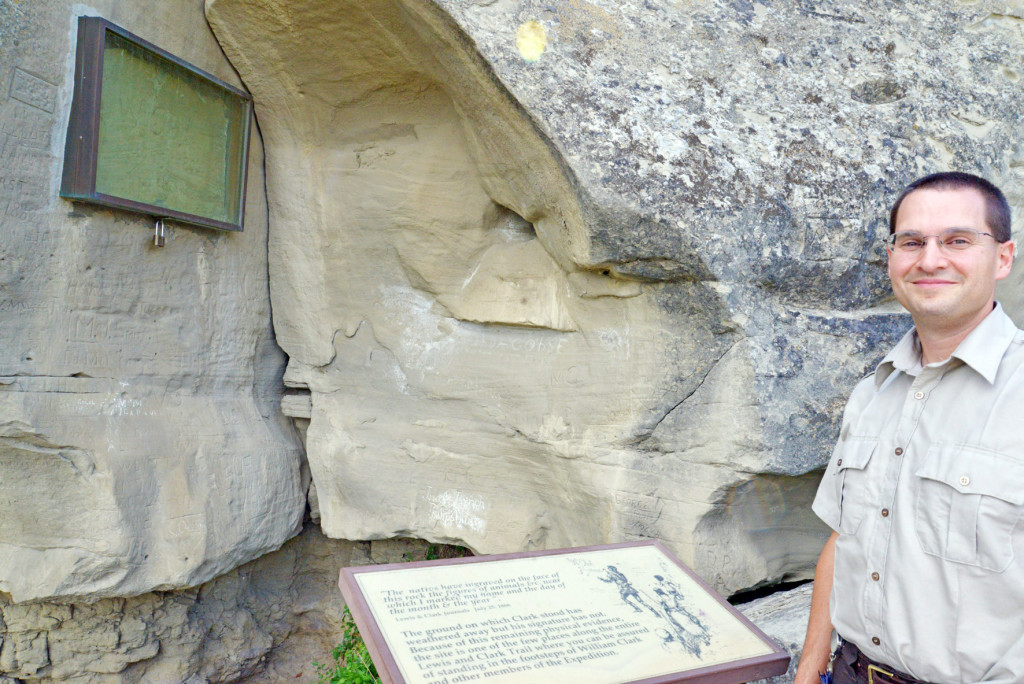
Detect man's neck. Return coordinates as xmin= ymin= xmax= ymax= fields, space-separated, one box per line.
xmin=917 ymin=330 xmax=968 ymax=366
xmin=914 ymin=304 xmax=995 ymax=365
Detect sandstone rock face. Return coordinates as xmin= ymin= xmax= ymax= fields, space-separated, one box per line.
xmin=741 ymin=582 xmax=815 ymax=684
xmin=19 ymin=0 xmax=1024 ymax=679
xmin=0 ymin=0 xmax=305 ymax=601
xmin=206 ymin=0 xmax=1024 ymax=594
xmin=0 ymin=523 xmax=799 ymax=683
xmin=0 ymin=523 xmax=417 ymax=683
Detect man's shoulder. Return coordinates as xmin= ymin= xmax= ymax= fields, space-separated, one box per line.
xmin=1008 ymin=327 xmax=1024 ymax=352
xmin=835 ymin=370 xmax=881 ymax=421
xmin=852 ymin=366 xmax=883 ymax=392
xmin=991 ymin=326 xmax=1024 ymax=375
xmin=981 ymin=305 xmax=1024 ymax=369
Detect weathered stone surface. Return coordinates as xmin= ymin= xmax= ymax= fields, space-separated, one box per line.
xmin=0 ymin=0 xmax=305 ymax=600
xmin=204 ymin=0 xmax=1024 ymax=595
xmin=0 ymin=526 xmax=798 ymax=683
xmin=0 ymin=524 xmax=411 ymax=683
xmin=8 ymin=0 xmax=1024 ymax=676
xmin=741 ymin=582 xmax=815 ymax=684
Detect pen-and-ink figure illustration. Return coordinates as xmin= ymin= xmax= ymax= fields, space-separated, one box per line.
xmin=596 ymin=564 xmax=715 ymax=658
xmin=598 ymin=565 xmax=661 ymax=616
xmin=656 ymin=627 xmax=677 ymax=652
xmin=581 ymin=560 xmax=724 ymax=660
xmin=653 ymin=574 xmax=711 ymax=657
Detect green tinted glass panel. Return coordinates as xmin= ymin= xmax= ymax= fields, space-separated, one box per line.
xmin=95 ymin=30 xmax=247 ymax=224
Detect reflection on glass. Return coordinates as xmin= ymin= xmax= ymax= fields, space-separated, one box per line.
xmin=95 ymin=30 xmax=247 ymax=225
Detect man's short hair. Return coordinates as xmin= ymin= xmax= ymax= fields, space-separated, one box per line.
xmin=888 ymin=171 xmax=1012 ymax=242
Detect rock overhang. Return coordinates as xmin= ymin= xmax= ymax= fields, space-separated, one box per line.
xmin=205 ymin=0 xmax=1024 ymax=593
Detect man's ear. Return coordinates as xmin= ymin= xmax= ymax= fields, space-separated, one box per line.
xmin=997 ymin=240 xmax=1015 ymax=280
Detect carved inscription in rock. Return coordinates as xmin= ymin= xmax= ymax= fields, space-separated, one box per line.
xmin=10 ymin=68 xmax=58 ymax=113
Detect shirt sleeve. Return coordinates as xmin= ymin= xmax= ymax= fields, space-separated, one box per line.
xmin=811 ymin=374 xmax=876 ymax=532
xmin=812 ymin=442 xmax=843 ymax=532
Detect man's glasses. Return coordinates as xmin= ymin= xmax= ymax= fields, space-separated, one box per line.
xmin=887 ymin=228 xmax=997 ymax=254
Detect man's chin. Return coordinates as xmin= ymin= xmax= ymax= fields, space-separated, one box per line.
xmin=899 ymin=298 xmax=957 ymax=321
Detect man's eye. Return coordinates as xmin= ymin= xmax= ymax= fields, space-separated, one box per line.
xmin=898 ymin=239 xmax=923 ymax=249
xmin=943 ymin=231 xmax=975 ymax=247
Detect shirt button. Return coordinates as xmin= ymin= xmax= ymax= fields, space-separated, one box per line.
xmin=881 ymin=508 xmax=890 ymax=517
xmin=871 ymin=572 xmax=880 ymax=581
xmin=872 ymin=636 xmax=881 ymax=646
xmin=960 ymin=475 xmax=970 ymax=487
xmin=914 ymin=391 xmax=924 ymax=399
xmin=894 ymin=447 xmax=903 ymax=456
xmin=837 ymin=459 xmax=843 ymax=466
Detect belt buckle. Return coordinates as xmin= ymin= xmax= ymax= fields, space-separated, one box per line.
xmin=867 ymin=663 xmax=895 ymax=684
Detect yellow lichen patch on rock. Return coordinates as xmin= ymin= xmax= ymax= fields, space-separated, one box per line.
xmin=515 ymin=20 xmax=547 ymax=62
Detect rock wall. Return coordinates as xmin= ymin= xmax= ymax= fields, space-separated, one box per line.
xmin=205 ymin=0 xmax=1024 ymax=596
xmin=0 ymin=522 xmax=807 ymax=683
xmin=0 ymin=523 xmax=432 ymax=683
xmin=0 ymin=0 xmax=305 ymax=602
xmin=740 ymin=583 xmax=815 ymax=684
xmin=6 ymin=0 xmax=1024 ymax=680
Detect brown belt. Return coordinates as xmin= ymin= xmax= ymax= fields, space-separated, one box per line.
xmin=839 ymin=639 xmax=930 ymax=684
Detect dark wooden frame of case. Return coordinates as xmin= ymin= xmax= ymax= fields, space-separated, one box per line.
xmin=60 ymin=16 xmax=253 ymax=232
xmin=339 ymin=540 xmax=791 ymax=684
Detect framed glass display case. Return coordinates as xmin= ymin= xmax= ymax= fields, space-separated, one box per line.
xmin=60 ymin=16 xmax=252 ymax=231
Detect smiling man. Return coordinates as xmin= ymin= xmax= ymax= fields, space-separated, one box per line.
xmin=794 ymin=172 xmax=1022 ymax=684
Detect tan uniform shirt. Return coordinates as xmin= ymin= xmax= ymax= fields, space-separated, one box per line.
xmin=813 ymin=303 xmax=1024 ymax=683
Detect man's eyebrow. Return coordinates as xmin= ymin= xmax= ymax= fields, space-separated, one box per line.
xmin=893 ymin=227 xmax=975 ymax=233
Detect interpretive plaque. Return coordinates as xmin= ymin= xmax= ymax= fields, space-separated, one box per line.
xmin=339 ymin=541 xmax=789 ymax=684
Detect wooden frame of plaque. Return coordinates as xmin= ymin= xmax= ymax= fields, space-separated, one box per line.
xmin=339 ymin=541 xmax=790 ymax=684
xmin=60 ymin=16 xmax=252 ymax=231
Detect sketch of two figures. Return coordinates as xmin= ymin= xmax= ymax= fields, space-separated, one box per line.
xmin=599 ymin=565 xmax=713 ymax=657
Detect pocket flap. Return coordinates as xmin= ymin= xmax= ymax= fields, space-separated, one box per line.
xmin=835 ymin=436 xmax=877 ymax=472
xmin=916 ymin=444 xmax=1024 ymax=505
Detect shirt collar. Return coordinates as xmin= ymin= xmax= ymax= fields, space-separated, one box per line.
xmin=874 ymin=302 xmax=1017 ymax=388
xmin=875 ymin=328 xmax=922 ymax=387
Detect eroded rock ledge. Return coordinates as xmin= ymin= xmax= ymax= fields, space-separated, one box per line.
xmin=204 ymin=0 xmax=1024 ymax=595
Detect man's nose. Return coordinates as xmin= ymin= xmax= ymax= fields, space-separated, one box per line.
xmin=916 ymin=237 xmax=949 ymax=270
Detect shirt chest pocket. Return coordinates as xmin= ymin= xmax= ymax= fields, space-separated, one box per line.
xmin=914 ymin=444 xmax=1024 ymax=572
xmin=829 ymin=436 xmax=877 ymax=535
